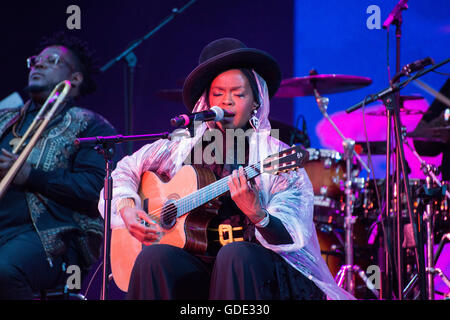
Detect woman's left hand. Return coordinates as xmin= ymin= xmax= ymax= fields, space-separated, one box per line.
xmin=228 ymin=166 xmax=266 ymax=224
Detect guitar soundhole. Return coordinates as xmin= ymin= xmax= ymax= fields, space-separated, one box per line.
xmin=161 ymin=202 xmax=177 ymax=230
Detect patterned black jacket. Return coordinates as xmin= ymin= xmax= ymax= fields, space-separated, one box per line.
xmin=0 ymin=100 xmax=118 ymax=270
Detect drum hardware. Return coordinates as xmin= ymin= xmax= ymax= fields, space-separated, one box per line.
xmin=403 ymin=234 xmax=450 ymax=299
xmin=266 ymin=64 xmax=449 ymax=299
xmin=305 ymin=148 xmax=361 ymax=199
xmin=335 ymin=265 xmax=380 ymax=299
xmin=402 ymin=140 xmax=450 ymax=299
xmin=345 ymin=76 xmax=448 ymax=300
xmin=307 ymin=73 xmax=374 ymax=297
xmin=406 ymin=125 xmax=450 ymax=144
xmin=435 ymin=233 xmax=450 ymax=268
xmin=355 ymin=141 xmax=388 ymax=155
xmin=426 ymin=268 xmax=450 ymax=299
xmin=424 ymin=176 xmax=436 ymax=299
xmin=412 ymin=79 xmax=450 ymax=111
xmin=269 ymin=118 xmax=310 ymax=147
xmin=234 ymin=69 xmax=377 ymax=294
xmin=345 ymin=0 xmax=450 ymax=293
xmin=365 ymin=95 xmax=426 ymax=116
xmin=274 ymin=73 xmax=372 ymax=98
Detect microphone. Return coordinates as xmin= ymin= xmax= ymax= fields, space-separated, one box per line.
xmin=402 ymin=57 xmax=435 ymax=75
xmin=170 ymin=106 xmax=232 ymax=128
xmin=392 ymin=57 xmax=435 ymax=83
xmin=382 ymin=0 xmax=408 ymax=29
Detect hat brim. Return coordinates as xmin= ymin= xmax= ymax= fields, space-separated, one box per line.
xmin=182 ymin=48 xmax=281 ymax=111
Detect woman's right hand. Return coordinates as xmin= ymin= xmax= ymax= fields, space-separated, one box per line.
xmin=120 ymin=207 xmax=162 ymax=245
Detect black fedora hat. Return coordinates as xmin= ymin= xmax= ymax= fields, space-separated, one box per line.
xmin=182 ymin=38 xmax=282 ymax=111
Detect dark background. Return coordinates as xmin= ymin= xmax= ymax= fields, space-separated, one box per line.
xmin=0 ymin=0 xmax=295 ymax=153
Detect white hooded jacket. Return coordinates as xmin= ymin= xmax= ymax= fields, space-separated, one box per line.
xmin=98 ymin=71 xmax=355 ymax=300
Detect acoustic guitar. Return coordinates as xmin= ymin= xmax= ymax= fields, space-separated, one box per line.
xmin=110 ymin=145 xmax=309 ymax=292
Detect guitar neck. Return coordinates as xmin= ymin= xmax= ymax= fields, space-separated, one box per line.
xmin=175 ymin=163 xmax=262 ymax=217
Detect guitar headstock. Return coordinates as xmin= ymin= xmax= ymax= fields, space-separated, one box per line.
xmin=262 ymin=145 xmax=309 ymax=175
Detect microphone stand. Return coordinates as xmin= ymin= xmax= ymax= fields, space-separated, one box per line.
xmin=388 ymin=4 xmax=407 ymax=299
xmin=311 ymin=86 xmax=375 ymax=297
xmin=346 ymin=57 xmax=450 ymax=300
xmin=346 ymin=20 xmax=450 ymax=302
xmin=75 ymin=132 xmax=172 ymax=300
xmin=345 ymin=58 xmax=450 ymax=114
xmin=100 ymin=0 xmax=198 ymax=155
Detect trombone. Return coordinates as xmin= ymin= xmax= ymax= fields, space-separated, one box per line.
xmin=0 ymin=80 xmax=72 ymax=199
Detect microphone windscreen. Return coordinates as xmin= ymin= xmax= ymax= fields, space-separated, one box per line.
xmin=210 ymin=106 xmax=224 ymax=121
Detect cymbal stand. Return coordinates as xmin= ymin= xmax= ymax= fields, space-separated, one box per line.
xmin=403 ymin=140 xmax=450 ymax=299
xmin=424 ymin=176 xmax=435 ymax=299
xmin=345 ymin=57 xmax=450 ymax=300
xmin=404 ymin=139 xmax=450 ymax=201
xmin=312 ymin=87 xmax=375 ymax=297
xmin=404 ymin=233 xmax=450 ymax=299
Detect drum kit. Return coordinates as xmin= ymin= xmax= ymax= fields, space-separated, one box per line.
xmin=273 ymin=72 xmax=450 ymax=300
xmin=156 ymin=70 xmax=450 ymax=300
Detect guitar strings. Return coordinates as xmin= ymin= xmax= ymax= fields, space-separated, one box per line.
xmin=139 ymin=149 xmax=301 ymax=227
xmin=141 ymin=163 xmax=261 ymax=225
xmin=142 ymin=173 xmax=230 ymax=224
xmin=165 ymin=156 xmax=299 ymax=220
xmin=143 ymin=164 xmax=259 ymax=223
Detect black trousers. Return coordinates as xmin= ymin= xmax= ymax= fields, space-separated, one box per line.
xmin=127 ymin=241 xmax=325 ymax=300
xmin=0 ymin=230 xmax=79 ymax=300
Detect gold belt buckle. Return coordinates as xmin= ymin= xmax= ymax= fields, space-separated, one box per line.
xmin=218 ymin=224 xmax=244 ymax=246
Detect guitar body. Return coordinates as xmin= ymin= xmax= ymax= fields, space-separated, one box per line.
xmin=110 ymin=165 xmax=218 ymax=292
xmin=109 ymin=145 xmax=309 ymax=292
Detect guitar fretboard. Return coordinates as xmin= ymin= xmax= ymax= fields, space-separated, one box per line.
xmin=174 ymin=163 xmax=262 ymax=217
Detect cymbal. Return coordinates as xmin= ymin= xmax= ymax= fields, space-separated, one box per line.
xmin=365 ymin=95 xmax=426 ymax=116
xmin=269 ymin=118 xmax=308 ymax=146
xmin=275 ymin=74 xmax=372 ymax=98
xmin=354 ymin=125 xmax=448 ymax=154
xmin=406 ymin=126 xmax=450 ymax=143
xmin=396 ymin=94 xmax=426 ymax=101
xmin=316 ymin=98 xmax=429 ymax=152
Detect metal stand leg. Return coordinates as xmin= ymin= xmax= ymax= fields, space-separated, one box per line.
xmin=424 ymin=176 xmax=435 ymax=300
xmin=427 ymin=268 xmax=450 ymax=299
xmin=404 ymin=234 xmax=450 ymax=299
xmin=312 ymin=86 xmax=375 ymax=298
xmin=403 ymin=141 xmax=450 ymax=300
xmin=335 ymin=265 xmax=380 ymax=299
